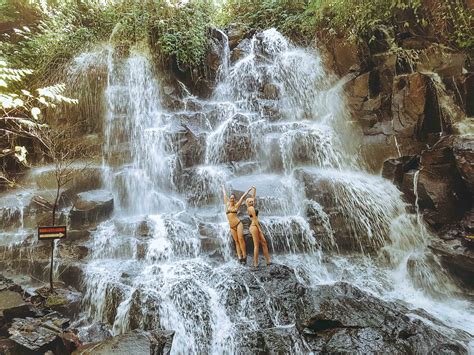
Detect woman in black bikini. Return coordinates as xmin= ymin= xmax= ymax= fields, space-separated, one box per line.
xmin=222 ymin=185 xmax=253 ymax=263
xmin=246 ymin=186 xmax=271 ymax=267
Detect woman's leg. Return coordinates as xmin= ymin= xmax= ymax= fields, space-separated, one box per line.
xmin=237 ymin=222 xmax=247 ymax=260
xmin=230 ymin=228 xmax=242 ymax=260
xmin=249 ymin=225 xmax=259 ymax=267
xmin=258 ymin=228 xmax=271 ymax=265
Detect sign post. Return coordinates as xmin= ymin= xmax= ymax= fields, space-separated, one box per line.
xmin=38 ymin=226 xmax=67 ymax=291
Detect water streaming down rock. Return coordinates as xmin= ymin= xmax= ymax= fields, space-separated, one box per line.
xmin=75 ymin=30 xmax=474 ymax=353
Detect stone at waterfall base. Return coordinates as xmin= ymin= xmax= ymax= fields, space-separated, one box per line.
xmin=72 ymin=329 xmax=175 ymax=355
xmin=229 ymin=264 xmax=469 ymax=354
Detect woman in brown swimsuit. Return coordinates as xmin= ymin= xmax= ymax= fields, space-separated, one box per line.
xmin=246 ymin=186 xmax=271 ymax=267
xmin=222 ymin=185 xmax=253 ymax=263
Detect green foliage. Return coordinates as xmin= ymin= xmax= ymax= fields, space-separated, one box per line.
xmin=151 ymin=1 xmax=213 ymax=66
xmin=1 ymin=0 xmax=215 ymax=79
xmin=219 ymin=0 xmax=311 ymax=41
xmin=220 ymin=0 xmax=473 ymax=50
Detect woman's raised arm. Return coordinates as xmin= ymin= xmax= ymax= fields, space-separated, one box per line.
xmin=250 ymin=185 xmax=256 ymax=199
xmin=236 ymin=187 xmax=253 ymax=208
xmin=221 ymin=185 xmax=228 ymax=205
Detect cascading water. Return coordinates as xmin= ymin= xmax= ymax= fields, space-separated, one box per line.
xmin=75 ymin=29 xmax=473 ymax=353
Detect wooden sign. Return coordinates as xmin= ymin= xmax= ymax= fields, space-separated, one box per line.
xmin=38 ymin=226 xmax=67 ymax=240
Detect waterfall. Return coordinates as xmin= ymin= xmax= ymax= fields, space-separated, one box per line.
xmin=72 ymin=29 xmax=474 ymax=353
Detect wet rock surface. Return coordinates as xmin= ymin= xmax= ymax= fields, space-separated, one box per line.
xmin=429 ymin=238 xmax=474 ymax=289
xmin=0 ymin=275 xmax=84 ymax=354
xmin=221 ymin=264 xmax=469 ymax=353
xmin=69 ymin=190 xmax=114 ymax=229
xmin=73 ymin=329 xmax=175 ymax=355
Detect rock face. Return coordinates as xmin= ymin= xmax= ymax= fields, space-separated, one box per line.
xmin=222 ymin=265 xmax=468 ymax=353
xmin=73 ymin=329 xmax=175 ymax=355
xmin=429 ymin=238 xmax=474 ymax=289
xmin=301 ymin=283 xmax=467 ymax=354
xmin=69 ymin=190 xmax=114 ymax=229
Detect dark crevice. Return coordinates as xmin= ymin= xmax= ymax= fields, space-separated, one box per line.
xmin=417 ymin=79 xmax=443 ymax=140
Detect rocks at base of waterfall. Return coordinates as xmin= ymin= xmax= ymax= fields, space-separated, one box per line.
xmin=72 ymin=329 xmax=174 ymax=355
xmin=34 ymin=285 xmax=82 ymax=319
xmin=222 ymin=264 xmax=467 ymax=353
xmin=69 ymin=190 xmax=114 ymax=229
xmin=7 ymin=312 xmax=75 ymax=354
xmin=301 ymin=282 xmax=468 ymax=354
xmin=429 ymin=238 xmax=474 ymax=289
xmin=0 ymin=290 xmax=35 ymax=323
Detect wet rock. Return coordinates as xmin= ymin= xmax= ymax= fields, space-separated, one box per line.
xmin=67 ymin=230 xmax=91 ymax=242
xmin=429 ymin=238 xmax=474 ymax=289
xmin=453 ymin=135 xmax=474 ymax=194
xmin=57 ymin=263 xmax=84 ymax=292
xmin=301 ymin=282 xmax=467 ymax=354
xmin=216 ymin=113 xmax=253 ymax=163
xmin=73 ymin=329 xmax=174 ymax=355
xmin=261 ymin=83 xmax=279 ymax=100
xmin=0 ymin=290 xmax=35 ymax=321
xmin=230 ymin=38 xmax=251 ymax=63
xmin=41 ymin=287 xmax=82 ymax=318
xmin=8 ymin=312 xmax=71 ymax=354
xmin=417 ymin=47 xmax=467 ymax=79
xmin=330 ymin=36 xmax=361 ymax=76
xmin=69 ymin=190 xmax=114 ymax=229
xmin=417 ymin=137 xmax=471 ymax=227
xmin=220 ymin=265 xmax=467 ymax=353
xmin=227 ymin=23 xmax=246 ymax=50
xmin=367 ymin=25 xmax=394 ymax=54
xmin=34 ymin=165 xmax=103 ymax=199
xmin=391 ymin=73 xmax=428 ymax=138
xmin=382 ymin=155 xmax=419 ymax=187
xmin=176 ymin=126 xmax=206 ymax=169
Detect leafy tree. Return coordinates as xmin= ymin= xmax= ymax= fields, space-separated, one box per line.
xmin=0 ymin=59 xmax=77 ymax=188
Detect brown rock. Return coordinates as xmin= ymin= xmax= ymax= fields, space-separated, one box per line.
xmin=69 ymin=190 xmax=114 ymax=229
xmin=227 ymin=23 xmax=246 ymax=50
xmin=429 ymin=238 xmax=474 ymax=289
xmin=391 ymin=73 xmax=428 ymax=137
xmin=73 ymin=329 xmax=175 ymax=355
xmin=453 ymin=136 xmax=474 ymax=194
xmin=332 ymin=37 xmax=360 ymax=76
xmin=417 ymin=136 xmax=471 ymax=226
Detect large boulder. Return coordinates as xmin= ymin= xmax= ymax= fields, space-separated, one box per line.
xmin=391 ymin=73 xmax=429 ymax=138
xmin=382 ymin=155 xmax=419 ymax=188
xmin=453 ymin=135 xmax=474 ymax=195
xmin=0 ymin=290 xmax=34 ymax=321
xmin=8 ymin=312 xmax=72 ymax=354
xmin=227 ymin=23 xmax=247 ymax=50
xmin=301 ymin=282 xmax=468 ymax=353
xmin=69 ymin=190 xmax=114 ymax=229
xmin=32 ymin=165 xmax=103 ymax=200
xmin=417 ymin=137 xmax=471 ymax=227
xmin=73 ymin=329 xmax=174 ymax=355
xmin=218 ymin=264 xmax=468 ymax=353
xmin=429 ymin=238 xmax=474 ymax=289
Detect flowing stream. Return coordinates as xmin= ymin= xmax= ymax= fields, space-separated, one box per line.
xmin=2 ymin=29 xmax=472 ymax=353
